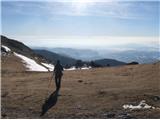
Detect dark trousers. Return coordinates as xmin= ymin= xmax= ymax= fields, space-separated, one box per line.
xmin=55 ymin=75 xmax=62 ymax=90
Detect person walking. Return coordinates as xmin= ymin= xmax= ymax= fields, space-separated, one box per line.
xmin=53 ymin=60 xmax=64 ymax=90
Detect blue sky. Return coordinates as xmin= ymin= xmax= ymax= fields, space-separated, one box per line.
xmin=1 ymin=0 xmax=159 ymax=48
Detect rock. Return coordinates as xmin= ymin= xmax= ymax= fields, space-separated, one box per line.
xmin=78 ymin=80 xmax=83 ymax=83
xmin=118 ymin=113 xmax=135 ymax=119
xmin=2 ymin=113 xmax=7 ymax=118
xmin=104 ymin=112 xmax=116 ymax=118
xmin=1 ymin=92 xmax=9 ymax=97
xmin=144 ymin=94 xmax=160 ymax=101
xmin=153 ymin=96 xmax=160 ymax=101
xmin=98 ymin=90 xmax=106 ymax=95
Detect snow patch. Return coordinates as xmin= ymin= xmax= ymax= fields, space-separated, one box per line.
xmin=65 ymin=66 xmax=91 ymax=71
xmin=81 ymin=66 xmax=92 ymax=70
xmin=123 ymin=100 xmax=155 ymax=110
xmin=14 ymin=52 xmax=48 ymax=72
xmin=65 ymin=66 xmax=76 ymax=71
xmin=2 ymin=45 xmax=11 ymax=52
xmin=41 ymin=63 xmax=54 ymax=71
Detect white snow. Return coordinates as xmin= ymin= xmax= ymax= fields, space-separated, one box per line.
xmin=65 ymin=66 xmax=91 ymax=71
xmin=41 ymin=62 xmax=54 ymax=71
xmin=65 ymin=66 xmax=76 ymax=71
xmin=81 ymin=66 xmax=92 ymax=70
xmin=123 ymin=100 xmax=155 ymax=110
xmin=2 ymin=45 xmax=11 ymax=52
xmin=13 ymin=52 xmax=91 ymax=72
xmin=14 ymin=52 xmax=48 ymax=72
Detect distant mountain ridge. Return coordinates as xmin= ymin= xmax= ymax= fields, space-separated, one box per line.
xmin=34 ymin=48 xmax=127 ymax=67
xmin=41 ymin=47 xmax=160 ymax=64
xmin=94 ymin=59 xmax=126 ymax=67
xmin=34 ymin=49 xmax=77 ymax=66
xmin=47 ymin=47 xmax=101 ymax=61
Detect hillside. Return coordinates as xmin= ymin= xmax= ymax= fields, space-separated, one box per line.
xmin=2 ymin=36 xmax=36 ymax=58
xmin=34 ymin=49 xmax=76 ymax=66
xmin=1 ymin=62 xmax=160 ymax=118
xmin=1 ymin=35 xmax=54 ymax=72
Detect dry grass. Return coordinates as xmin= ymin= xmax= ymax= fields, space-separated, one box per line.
xmin=1 ymin=54 xmax=26 ymax=73
xmin=1 ymin=62 xmax=160 ymax=118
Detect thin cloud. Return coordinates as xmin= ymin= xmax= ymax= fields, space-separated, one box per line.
xmin=6 ymin=35 xmax=159 ymax=48
xmin=44 ymin=1 xmax=157 ymax=19
xmin=2 ymin=1 xmax=158 ymax=19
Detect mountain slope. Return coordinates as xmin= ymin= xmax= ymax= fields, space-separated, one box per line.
xmin=2 ymin=35 xmax=35 ymax=58
xmin=1 ymin=35 xmax=53 ymax=72
xmin=34 ymin=49 xmax=77 ymax=66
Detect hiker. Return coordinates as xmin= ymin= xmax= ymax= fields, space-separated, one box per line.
xmin=53 ymin=60 xmax=64 ymax=90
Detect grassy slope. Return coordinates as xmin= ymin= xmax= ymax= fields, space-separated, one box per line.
xmin=1 ymin=62 xmax=160 ymax=118
xmin=1 ymin=54 xmax=26 ymax=73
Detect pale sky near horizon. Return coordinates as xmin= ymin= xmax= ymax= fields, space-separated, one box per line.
xmin=1 ymin=0 xmax=159 ymax=48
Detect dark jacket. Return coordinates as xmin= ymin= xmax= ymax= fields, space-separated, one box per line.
xmin=54 ymin=63 xmax=64 ymax=76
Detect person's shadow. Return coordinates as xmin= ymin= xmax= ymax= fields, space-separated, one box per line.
xmin=40 ymin=89 xmax=59 ymax=116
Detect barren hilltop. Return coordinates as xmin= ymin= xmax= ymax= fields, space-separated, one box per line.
xmin=2 ymin=61 xmax=160 ymax=118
